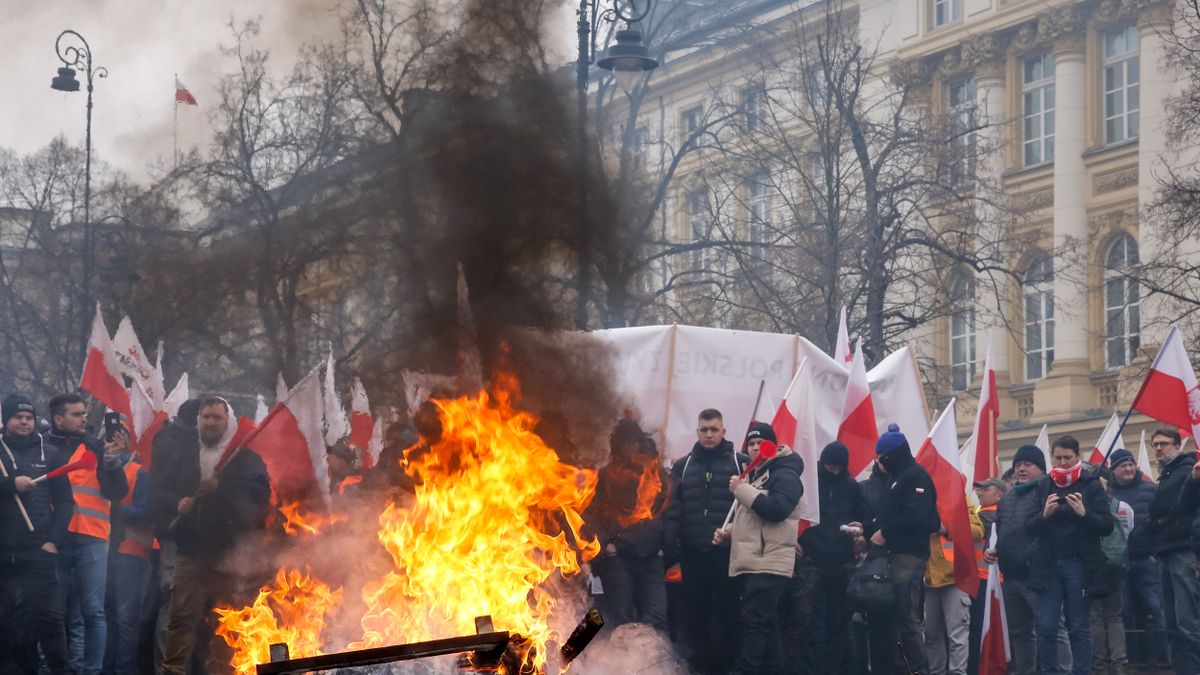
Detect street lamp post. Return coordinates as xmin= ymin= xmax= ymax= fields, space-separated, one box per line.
xmin=51 ymin=29 xmax=107 ymax=360
xmin=574 ymin=0 xmax=658 ymax=329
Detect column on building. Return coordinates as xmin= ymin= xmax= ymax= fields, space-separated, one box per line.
xmin=1037 ymin=6 xmax=1094 ymax=420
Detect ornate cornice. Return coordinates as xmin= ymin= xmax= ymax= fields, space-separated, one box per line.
xmin=937 ymin=46 xmax=970 ymax=78
xmin=890 ymin=57 xmax=936 ymax=90
xmin=1094 ymin=0 xmax=1157 ymax=26
xmin=1093 ymin=167 xmax=1140 ymax=194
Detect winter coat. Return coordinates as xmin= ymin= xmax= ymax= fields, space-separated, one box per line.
xmin=798 ymin=465 xmax=867 ymax=572
xmin=924 ymin=505 xmax=984 ymax=588
xmin=1110 ymin=472 xmax=1157 ymax=560
xmin=150 ymin=425 xmax=271 ymax=561
xmin=1149 ymin=452 xmax=1199 ymax=556
xmin=0 ymin=432 xmax=74 ymax=556
xmin=1025 ymin=471 xmax=1114 ymax=595
xmin=994 ymin=477 xmax=1045 ymax=581
xmin=44 ymin=426 xmax=128 ymax=504
xmin=867 ymin=450 xmax=939 ymax=559
xmin=723 ymin=447 xmax=804 ymax=577
xmin=664 ymin=440 xmax=748 ymax=556
xmin=588 ymin=457 xmax=669 ymax=558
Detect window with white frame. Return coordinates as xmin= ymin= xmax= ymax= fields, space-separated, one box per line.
xmin=1104 ymin=25 xmax=1140 ymax=144
xmin=688 ymin=189 xmax=712 ymax=275
xmin=1022 ymin=53 xmax=1056 ymax=167
xmin=744 ymin=87 xmax=764 ymax=132
xmin=681 ymin=105 xmax=703 ymax=143
xmin=950 ymin=274 xmax=977 ymax=390
xmin=948 ymin=77 xmax=978 ymax=184
xmin=1023 ymin=255 xmax=1055 ymax=380
xmin=748 ymin=176 xmax=771 ymax=247
xmin=804 ymin=65 xmax=828 ymax=109
xmin=1105 ymin=235 xmax=1140 ymax=368
xmin=933 ymin=0 xmax=961 ymax=27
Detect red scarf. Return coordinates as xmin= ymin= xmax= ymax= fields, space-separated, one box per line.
xmin=1051 ymin=461 xmax=1082 ymax=488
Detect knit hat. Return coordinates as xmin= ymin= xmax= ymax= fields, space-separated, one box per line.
xmin=875 ymin=423 xmax=909 ymax=455
xmin=820 ymin=441 xmax=850 ymax=470
xmin=1108 ymin=448 xmax=1136 ymax=470
xmin=746 ymin=422 xmax=777 ymax=445
xmin=2 ymin=394 xmax=35 ymax=426
xmin=1012 ymin=444 xmax=1047 ymax=473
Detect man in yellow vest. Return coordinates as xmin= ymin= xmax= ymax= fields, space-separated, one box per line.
xmin=111 ymin=447 xmax=154 ymax=675
xmin=44 ymin=393 xmax=129 ymax=675
xmin=922 ymin=502 xmax=984 ymax=675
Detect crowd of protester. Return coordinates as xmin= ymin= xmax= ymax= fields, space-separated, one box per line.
xmin=1 ymin=387 xmax=1197 ymax=675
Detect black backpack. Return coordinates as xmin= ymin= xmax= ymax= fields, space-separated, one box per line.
xmin=847 ymin=548 xmax=894 ymax=613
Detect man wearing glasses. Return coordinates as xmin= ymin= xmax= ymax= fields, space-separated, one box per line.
xmin=1148 ymin=428 xmax=1200 ymax=674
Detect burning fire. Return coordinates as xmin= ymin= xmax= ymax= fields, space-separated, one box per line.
xmin=215 ymin=568 xmax=343 ymax=675
xmin=278 ymin=501 xmax=348 ymax=539
xmin=217 ymin=379 xmax=600 ymax=673
xmin=616 ymin=459 xmax=664 ymax=528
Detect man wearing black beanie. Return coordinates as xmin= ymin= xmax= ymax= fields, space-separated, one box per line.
xmin=984 ymin=444 xmax=1048 ymax=675
xmin=0 ymin=393 xmax=74 ymax=672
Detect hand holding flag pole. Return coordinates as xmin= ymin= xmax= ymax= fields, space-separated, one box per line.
xmin=721 ymin=440 xmax=779 ymax=529
xmin=0 ymin=446 xmax=33 ymax=531
xmin=31 ymin=447 xmax=97 ymax=484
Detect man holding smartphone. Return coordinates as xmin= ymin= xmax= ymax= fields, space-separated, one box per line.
xmin=44 ymin=393 xmax=128 ymax=675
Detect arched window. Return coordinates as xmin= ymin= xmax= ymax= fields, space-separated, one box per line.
xmin=1024 ymin=255 xmax=1055 ymax=380
xmin=950 ymin=274 xmax=976 ymax=390
xmin=1104 ymin=235 xmax=1140 ymax=368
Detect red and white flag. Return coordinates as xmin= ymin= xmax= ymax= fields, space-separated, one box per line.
xmin=175 ymin=77 xmax=197 ymax=106
xmin=112 ymin=316 xmax=165 ymax=407
xmin=771 ymin=357 xmax=821 ymax=525
xmin=1035 ymin=424 xmax=1052 ymax=470
xmin=237 ymin=368 xmax=331 ymax=506
xmin=323 ymin=350 xmax=348 ymax=446
xmin=867 ymin=346 xmax=931 ymax=448
xmin=348 ymin=378 xmax=374 ymax=458
xmin=1132 ymin=325 xmax=1200 ymax=440
xmin=129 ymin=380 xmax=168 ymax=468
xmin=1138 ymin=430 xmax=1155 ymax=477
xmin=80 ymin=306 xmax=131 ymax=419
xmin=833 ymin=306 xmax=852 ymax=367
xmin=254 ymin=395 xmax=269 ymax=424
xmin=962 ymin=337 xmax=999 ymax=483
xmin=915 ymin=399 xmax=980 ymax=597
xmin=838 ymin=340 xmax=878 ymax=477
xmin=276 ymin=373 xmax=289 ymax=405
xmin=163 ymin=373 xmax=189 ymax=420
xmin=978 ymin=528 xmax=1010 ymax=675
xmin=1089 ymin=413 xmax=1127 ymax=466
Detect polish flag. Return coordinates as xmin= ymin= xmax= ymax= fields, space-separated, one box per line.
xmin=915 ymin=399 xmax=979 ymax=597
xmin=770 ymin=357 xmax=821 ymax=525
xmin=175 ymin=77 xmax=198 ymax=106
xmin=1089 ymin=413 xmax=1127 ymax=466
xmin=1132 ymin=325 xmax=1200 ymax=440
xmin=964 ymin=337 xmax=999 ymax=483
xmin=163 ymin=373 xmax=189 ymax=420
xmin=276 ymin=373 xmax=289 ymax=405
xmin=978 ymin=528 xmax=1010 ymax=675
xmin=234 ymin=368 xmax=331 ymax=506
xmin=254 ymin=395 xmax=269 ymax=424
xmin=838 ymin=340 xmax=878 ymax=477
xmin=112 ymin=316 xmax=165 ymax=407
xmin=129 ymin=380 xmax=168 ymax=468
xmin=323 ymin=350 xmax=348 ymax=446
xmin=348 ymin=378 xmax=374 ymax=462
xmin=1138 ymin=430 xmax=1154 ymax=478
xmin=366 ymin=416 xmax=384 ymax=469
xmin=865 ymin=346 xmax=931 ymax=479
xmin=833 ymin=306 xmax=852 ymax=367
xmin=1035 ymin=424 xmax=1052 ymax=471
xmin=80 ymin=306 xmax=131 ymax=419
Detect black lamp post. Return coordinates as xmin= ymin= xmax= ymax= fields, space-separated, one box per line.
xmin=51 ymin=29 xmax=107 ymax=360
xmin=574 ymin=0 xmax=658 ymax=329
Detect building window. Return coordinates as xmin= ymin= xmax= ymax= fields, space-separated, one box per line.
xmin=1105 ymin=234 xmax=1140 ymax=368
xmin=933 ymin=0 xmax=961 ymax=27
xmin=748 ymin=176 xmax=771 ymax=247
xmin=1104 ymin=25 xmax=1140 ymax=144
xmin=681 ymin=105 xmax=703 ymax=143
xmin=804 ymin=65 xmax=828 ymax=109
xmin=688 ymin=189 xmax=712 ymax=274
xmin=948 ymin=77 xmax=977 ymax=184
xmin=743 ymin=87 xmax=764 ymax=132
xmin=1023 ymin=255 xmax=1055 ymax=380
xmin=1022 ymin=53 xmax=1055 ymax=167
xmin=950 ymin=274 xmax=977 ymax=390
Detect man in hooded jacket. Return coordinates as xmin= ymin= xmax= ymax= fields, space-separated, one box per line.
xmin=154 ymin=395 xmax=270 ymax=675
xmin=1109 ymin=447 xmax=1164 ymax=666
xmin=664 ymin=408 xmax=746 ymax=675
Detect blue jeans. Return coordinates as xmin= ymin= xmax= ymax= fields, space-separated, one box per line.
xmin=110 ymin=554 xmax=150 ymax=675
xmin=1037 ymin=558 xmax=1091 ymax=675
xmin=58 ymin=536 xmax=108 ymax=675
xmin=1124 ymin=557 xmax=1166 ymax=664
xmin=1162 ymin=550 xmax=1200 ymax=675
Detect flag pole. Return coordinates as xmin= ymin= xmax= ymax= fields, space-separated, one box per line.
xmin=172 ymin=73 xmax=179 ymax=170
xmin=740 ymin=379 xmax=766 ymax=456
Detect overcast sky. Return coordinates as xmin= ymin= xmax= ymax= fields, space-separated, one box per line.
xmin=1 ymin=1 xmax=573 ymax=182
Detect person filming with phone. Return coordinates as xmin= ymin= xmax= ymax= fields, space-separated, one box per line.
xmin=44 ymin=392 xmax=129 ymax=675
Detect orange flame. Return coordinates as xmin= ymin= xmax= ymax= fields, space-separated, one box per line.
xmin=338 ymin=475 xmax=363 ymax=495
xmin=214 ymin=568 xmax=343 ymax=675
xmin=278 ymin=501 xmax=348 ymax=539
xmin=352 ymin=387 xmax=599 ymax=671
xmin=616 ymin=459 xmax=664 ymax=528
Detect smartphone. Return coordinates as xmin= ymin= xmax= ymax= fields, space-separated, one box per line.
xmin=103 ymin=412 xmax=122 ymax=442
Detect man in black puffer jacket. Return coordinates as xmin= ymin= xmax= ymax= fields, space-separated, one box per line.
xmin=1108 ymin=447 xmax=1166 ymax=665
xmin=664 ymin=408 xmax=747 ymax=675
xmin=1148 ymin=428 xmax=1200 ymax=674
xmin=865 ymin=424 xmax=938 ymax=675
xmin=0 ymin=394 xmax=74 ymax=673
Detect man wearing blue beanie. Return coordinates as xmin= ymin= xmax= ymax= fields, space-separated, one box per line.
xmin=863 ymin=423 xmax=938 ymax=674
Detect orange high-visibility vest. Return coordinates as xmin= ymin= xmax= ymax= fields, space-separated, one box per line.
xmin=940 ymin=536 xmax=955 ymax=562
xmin=974 ymin=504 xmax=998 ymax=580
xmin=116 ymin=461 xmax=153 ymax=559
xmin=67 ymin=445 xmax=110 ymax=540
